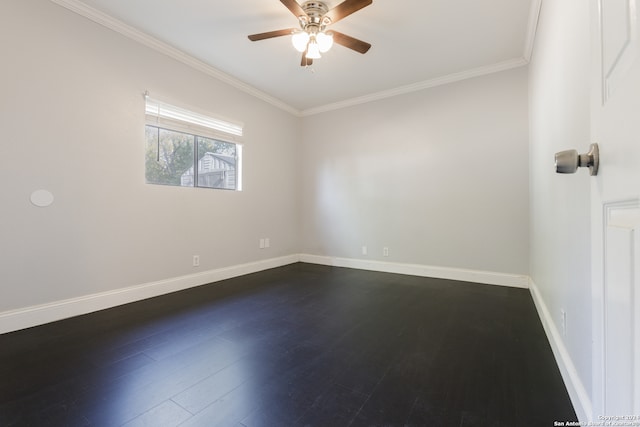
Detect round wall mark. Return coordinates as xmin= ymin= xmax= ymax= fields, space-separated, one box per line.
xmin=30 ymin=190 xmax=55 ymax=207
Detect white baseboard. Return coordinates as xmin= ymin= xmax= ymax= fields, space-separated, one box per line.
xmin=0 ymin=254 xmax=529 ymax=335
xmin=528 ymin=278 xmax=592 ymax=423
xmin=0 ymin=255 xmax=299 ymax=335
xmin=299 ymin=254 xmax=529 ymax=288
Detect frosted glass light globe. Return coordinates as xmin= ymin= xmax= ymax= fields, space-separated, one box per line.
xmin=292 ymin=31 xmax=310 ymax=52
xmin=316 ymin=31 xmax=333 ymax=53
xmin=305 ymin=39 xmax=322 ymax=59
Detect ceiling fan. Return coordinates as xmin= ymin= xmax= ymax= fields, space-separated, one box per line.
xmin=248 ymin=0 xmax=372 ymax=66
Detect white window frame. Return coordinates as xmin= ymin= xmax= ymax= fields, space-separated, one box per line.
xmin=144 ymin=95 xmax=244 ymax=191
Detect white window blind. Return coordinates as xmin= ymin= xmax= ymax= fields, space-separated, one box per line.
xmin=145 ymin=96 xmax=243 ymax=142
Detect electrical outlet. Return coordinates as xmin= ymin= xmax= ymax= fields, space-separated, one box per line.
xmin=362 ymin=246 xmax=368 ymax=255
xmin=561 ymin=310 xmax=567 ymax=336
xmin=383 ymin=247 xmax=389 ymax=257
xmin=193 ymin=255 xmax=200 ymax=267
xmin=259 ymin=239 xmax=265 ymax=249
xmin=265 ymin=238 xmax=270 ymax=248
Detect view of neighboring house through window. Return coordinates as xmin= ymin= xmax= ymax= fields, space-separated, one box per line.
xmin=144 ymin=96 xmax=243 ymax=191
xmin=145 ymin=127 xmax=238 ymax=190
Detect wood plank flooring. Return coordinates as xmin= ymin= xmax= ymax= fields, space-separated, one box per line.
xmin=0 ymin=263 xmax=577 ymax=426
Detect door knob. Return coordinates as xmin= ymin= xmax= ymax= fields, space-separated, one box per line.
xmin=555 ymin=143 xmax=599 ymax=176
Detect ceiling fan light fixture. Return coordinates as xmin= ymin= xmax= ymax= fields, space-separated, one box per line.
xmin=292 ymin=31 xmax=310 ymax=52
xmin=316 ymin=31 xmax=333 ymax=52
xmin=306 ymin=38 xmax=322 ymax=59
xmin=248 ymin=0 xmax=373 ymax=66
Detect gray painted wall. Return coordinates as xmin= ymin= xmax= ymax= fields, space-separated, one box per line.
xmin=1 ymin=0 xmax=301 ymax=312
xmin=300 ymin=68 xmax=530 ymax=275
xmin=3 ymin=0 xmax=529 ymax=324
xmin=528 ymin=0 xmax=592 ymax=406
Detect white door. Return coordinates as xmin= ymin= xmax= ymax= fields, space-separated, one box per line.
xmin=591 ymin=0 xmax=640 ymax=418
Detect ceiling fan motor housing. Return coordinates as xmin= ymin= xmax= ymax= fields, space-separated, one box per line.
xmin=300 ymin=1 xmax=332 ymax=30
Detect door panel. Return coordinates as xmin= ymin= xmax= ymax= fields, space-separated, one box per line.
xmin=592 ymin=0 xmax=640 ymax=419
xmin=603 ymin=202 xmax=640 ymax=414
xmin=601 ymin=0 xmax=638 ymax=101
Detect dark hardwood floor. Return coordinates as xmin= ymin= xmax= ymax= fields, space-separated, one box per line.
xmin=0 ymin=263 xmax=576 ymax=426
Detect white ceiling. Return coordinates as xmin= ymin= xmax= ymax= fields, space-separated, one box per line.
xmin=53 ymin=0 xmax=539 ymax=115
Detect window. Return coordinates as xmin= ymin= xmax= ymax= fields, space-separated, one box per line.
xmin=144 ymin=96 xmax=243 ymax=191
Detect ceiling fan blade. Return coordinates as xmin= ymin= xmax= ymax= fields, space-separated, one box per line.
xmin=325 ymin=0 xmax=372 ymax=24
xmin=280 ymin=0 xmax=306 ymax=18
xmin=301 ymin=52 xmax=313 ymax=66
xmin=331 ymin=31 xmax=371 ymax=54
xmin=248 ymin=28 xmax=296 ymax=41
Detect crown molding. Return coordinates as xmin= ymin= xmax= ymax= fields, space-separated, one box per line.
xmin=300 ymin=0 xmax=542 ymax=116
xmin=49 ymin=0 xmax=301 ymax=116
xmin=524 ymin=0 xmax=543 ymax=62
xmin=50 ymin=0 xmax=538 ymax=118
xmin=300 ymin=57 xmax=529 ymax=116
